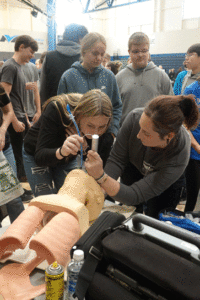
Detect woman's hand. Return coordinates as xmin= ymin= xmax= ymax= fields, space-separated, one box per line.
xmin=85 ymin=150 xmax=104 ymax=179
xmin=65 ymin=127 xmax=88 ymax=152
xmin=59 ymin=134 xmax=84 ymax=158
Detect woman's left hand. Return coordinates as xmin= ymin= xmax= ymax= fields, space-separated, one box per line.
xmin=85 ymin=150 xmax=104 ymax=179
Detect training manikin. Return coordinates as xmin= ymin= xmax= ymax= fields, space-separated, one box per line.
xmin=0 ymin=169 xmax=104 ymax=300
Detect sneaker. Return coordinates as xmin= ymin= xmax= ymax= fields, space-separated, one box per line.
xmin=21 ymin=189 xmax=34 ymax=203
xmin=23 ymin=188 xmax=33 ymax=196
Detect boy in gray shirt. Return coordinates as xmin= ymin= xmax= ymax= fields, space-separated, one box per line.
xmin=1 ymin=35 xmax=38 ymax=182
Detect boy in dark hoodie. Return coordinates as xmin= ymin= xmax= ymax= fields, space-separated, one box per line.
xmin=40 ymin=23 xmax=88 ymax=105
xmin=116 ymin=32 xmax=173 ymax=125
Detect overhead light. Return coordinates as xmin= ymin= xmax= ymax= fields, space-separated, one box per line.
xmin=31 ymin=10 xmax=38 ymax=18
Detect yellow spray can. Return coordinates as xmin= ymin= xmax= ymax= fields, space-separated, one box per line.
xmin=45 ymin=261 xmax=64 ymax=300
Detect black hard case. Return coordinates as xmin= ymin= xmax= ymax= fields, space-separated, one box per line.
xmin=85 ymin=214 xmax=200 ymax=300
xmin=70 ymin=211 xmax=126 ymax=259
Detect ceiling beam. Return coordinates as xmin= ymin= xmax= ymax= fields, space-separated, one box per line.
xmin=17 ymin=0 xmax=48 ymax=16
xmin=84 ymin=0 xmax=149 ymax=13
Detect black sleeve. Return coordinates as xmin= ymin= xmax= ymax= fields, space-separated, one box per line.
xmin=34 ymin=102 xmax=66 ymax=167
xmin=40 ymin=57 xmax=47 ymax=106
xmin=0 ymin=85 xmax=10 ymax=107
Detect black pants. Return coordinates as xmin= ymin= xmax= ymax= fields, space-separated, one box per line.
xmin=121 ymin=162 xmax=184 ymax=219
xmin=8 ymin=117 xmax=29 ymax=181
xmin=185 ymin=158 xmax=200 ymax=212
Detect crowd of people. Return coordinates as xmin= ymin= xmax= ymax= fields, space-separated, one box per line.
xmin=0 ymin=24 xmax=199 ymax=226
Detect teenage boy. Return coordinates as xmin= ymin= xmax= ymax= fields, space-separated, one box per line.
xmin=181 ymin=43 xmax=200 ymax=94
xmin=0 ymin=84 xmax=24 ymax=224
xmin=1 ymin=35 xmax=38 ymax=185
xmin=116 ymin=32 xmax=173 ymax=125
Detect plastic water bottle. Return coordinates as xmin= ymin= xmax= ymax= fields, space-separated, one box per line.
xmin=66 ymin=249 xmax=84 ymax=300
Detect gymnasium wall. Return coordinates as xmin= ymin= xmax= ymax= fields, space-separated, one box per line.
xmin=88 ymin=0 xmax=200 ymax=71
xmin=0 ymin=0 xmax=48 ymax=60
xmin=0 ymin=0 xmax=200 ymax=71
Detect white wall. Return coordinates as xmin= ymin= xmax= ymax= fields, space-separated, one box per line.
xmin=1 ymin=0 xmax=200 ymax=57
xmin=85 ymin=0 xmax=200 ymax=56
xmin=0 ymin=0 xmax=48 ymax=55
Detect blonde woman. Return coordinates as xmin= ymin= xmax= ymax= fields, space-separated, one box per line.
xmin=57 ymin=32 xmax=122 ymax=140
xmin=23 ymin=89 xmax=113 ymax=197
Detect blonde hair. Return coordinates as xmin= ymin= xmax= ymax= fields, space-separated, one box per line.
xmin=42 ymin=90 xmax=113 ymax=130
xmin=74 ymin=89 xmax=112 ymax=127
xmin=81 ymin=32 xmax=106 ymax=59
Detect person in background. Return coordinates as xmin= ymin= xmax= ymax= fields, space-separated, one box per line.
xmin=0 ymin=84 xmax=24 ymax=225
xmin=102 ymin=53 xmax=111 ymax=67
xmin=0 ymin=61 xmax=4 ymax=71
xmin=0 ymin=35 xmax=38 ymax=184
xmin=168 ymin=68 xmax=176 ymax=81
xmin=183 ymin=78 xmax=200 ymax=212
xmin=35 ymin=59 xmax=40 ymax=70
xmin=40 ymin=24 xmax=88 ymax=106
xmin=173 ymin=67 xmax=188 ymax=95
xmin=35 ymin=51 xmax=47 ymax=80
xmin=22 ymin=62 xmax=41 ymax=124
xmin=116 ymin=32 xmax=173 ymax=125
xmin=23 ymin=89 xmax=113 ymax=197
xmin=85 ymin=94 xmax=199 ymax=219
xmin=105 ymin=61 xmax=122 ymax=75
xmin=58 ymin=32 xmax=122 ymax=142
xmin=181 ymin=43 xmax=200 ymax=94
xmin=127 ymin=57 xmax=131 ymax=65
xmin=176 ymin=67 xmax=182 ymax=77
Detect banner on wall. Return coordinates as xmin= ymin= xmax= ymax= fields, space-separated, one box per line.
xmin=0 ymin=29 xmax=48 ymax=53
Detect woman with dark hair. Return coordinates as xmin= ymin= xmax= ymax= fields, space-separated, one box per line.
xmin=85 ymin=94 xmax=199 ymax=218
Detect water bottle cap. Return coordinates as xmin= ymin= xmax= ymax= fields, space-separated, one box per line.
xmin=73 ymin=249 xmax=84 ymax=261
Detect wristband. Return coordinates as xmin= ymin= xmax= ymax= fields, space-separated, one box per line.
xmin=96 ymin=172 xmax=108 ymax=185
xmin=59 ymin=146 xmax=66 ymax=158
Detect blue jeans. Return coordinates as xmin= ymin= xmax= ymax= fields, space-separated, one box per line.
xmin=23 ymin=148 xmax=77 ymax=197
xmin=3 ymin=144 xmax=25 ymax=223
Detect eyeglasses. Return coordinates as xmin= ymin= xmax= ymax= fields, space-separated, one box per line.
xmin=131 ymin=49 xmax=149 ymax=55
xmin=185 ymin=53 xmax=196 ymax=58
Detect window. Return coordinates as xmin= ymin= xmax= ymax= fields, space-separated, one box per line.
xmin=55 ymin=0 xmax=90 ymax=36
xmin=183 ymin=0 xmax=200 ymax=19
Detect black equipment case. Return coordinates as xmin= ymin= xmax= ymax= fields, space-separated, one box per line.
xmin=74 ymin=213 xmax=200 ymax=300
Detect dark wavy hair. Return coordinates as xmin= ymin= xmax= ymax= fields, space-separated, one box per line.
xmin=14 ymin=35 xmax=38 ymax=52
xmin=144 ymin=95 xmax=199 ymax=139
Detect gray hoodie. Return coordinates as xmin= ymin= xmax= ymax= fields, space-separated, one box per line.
xmin=56 ymin=40 xmax=81 ymax=56
xmin=116 ymin=62 xmax=174 ymax=124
